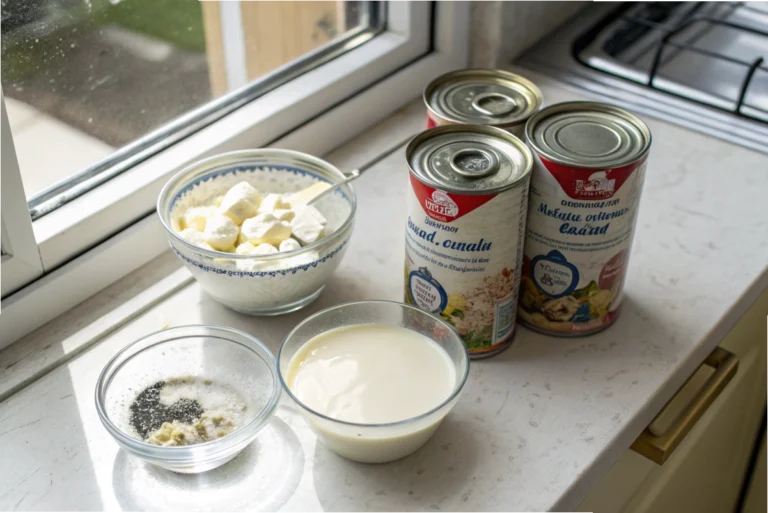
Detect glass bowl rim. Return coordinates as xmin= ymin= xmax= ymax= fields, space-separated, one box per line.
xmin=156 ymin=149 xmax=357 ymax=261
xmin=277 ymin=300 xmax=471 ymax=429
xmin=94 ymin=324 xmax=281 ymax=458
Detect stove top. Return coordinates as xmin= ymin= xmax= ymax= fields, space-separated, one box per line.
xmin=518 ymin=1 xmax=768 ymax=153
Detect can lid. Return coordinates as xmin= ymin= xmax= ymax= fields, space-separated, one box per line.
xmin=407 ymin=125 xmax=532 ymax=194
xmin=526 ymin=102 xmax=651 ymax=168
xmin=424 ymin=69 xmax=542 ymax=128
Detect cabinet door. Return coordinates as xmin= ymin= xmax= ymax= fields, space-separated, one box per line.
xmin=741 ymin=429 xmax=766 ymax=513
xmin=578 ymin=289 xmax=768 ymax=513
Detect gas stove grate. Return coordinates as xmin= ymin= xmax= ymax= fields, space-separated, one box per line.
xmin=574 ymin=2 xmax=768 ymax=123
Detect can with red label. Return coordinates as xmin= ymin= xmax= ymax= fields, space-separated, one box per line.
xmin=404 ymin=125 xmax=533 ymax=358
xmin=423 ymin=69 xmax=543 ymax=138
xmin=519 ymin=102 xmax=652 ymax=336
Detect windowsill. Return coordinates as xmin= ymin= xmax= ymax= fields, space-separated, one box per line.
xmin=1 ymin=0 xmax=468 ymax=347
xmin=2 ymin=69 xmax=767 ymax=511
xmin=0 ymin=98 xmax=426 ymax=401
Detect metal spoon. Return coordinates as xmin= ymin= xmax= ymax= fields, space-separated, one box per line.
xmin=307 ymin=169 xmax=361 ymax=205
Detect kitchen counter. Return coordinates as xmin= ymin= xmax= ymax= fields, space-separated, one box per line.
xmin=1 ymin=70 xmax=767 ymax=512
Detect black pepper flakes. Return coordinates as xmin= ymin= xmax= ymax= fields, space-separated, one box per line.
xmin=129 ymin=381 xmax=204 ymax=439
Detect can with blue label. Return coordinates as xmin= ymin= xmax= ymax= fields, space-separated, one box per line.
xmin=519 ymin=102 xmax=651 ymax=336
xmin=404 ymin=125 xmax=533 ymax=358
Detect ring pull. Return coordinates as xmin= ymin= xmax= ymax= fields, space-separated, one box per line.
xmin=449 ymin=148 xmax=499 ymax=178
xmin=471 ymin=92 xmax=517 ymax=117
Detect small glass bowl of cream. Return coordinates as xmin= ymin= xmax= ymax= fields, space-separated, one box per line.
xmin=277 ymin=300 xmax=470 ymax=463
xmin=95 ymin=325 xmax=280 ymax=473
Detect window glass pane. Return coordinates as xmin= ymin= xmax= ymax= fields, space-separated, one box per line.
xmin=1 ymin=0 xmax=376 ymax=208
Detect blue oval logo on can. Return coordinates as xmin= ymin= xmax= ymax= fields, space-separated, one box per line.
xmin=408 ymin=267 xmax=448 ymax=313
xmin=531 ymin=250 xmax=579 ymax=298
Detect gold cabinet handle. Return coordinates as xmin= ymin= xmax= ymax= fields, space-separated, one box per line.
xmin=631 ymin=347 xmax=739 ymax=465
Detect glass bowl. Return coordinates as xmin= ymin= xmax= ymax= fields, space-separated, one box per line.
xmin=95 ymin=325 xmax=281 ymax=473
xmin=277 ymin=301 xmax=470 ymax=463
xmin=157 ymin=149 xmax=356 ymax=315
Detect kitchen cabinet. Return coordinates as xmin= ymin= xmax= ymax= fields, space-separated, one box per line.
xmin=741 ymin=429 xmax=766 ymax=513
xmin=578 ymin=289 xmax=768 ymax=513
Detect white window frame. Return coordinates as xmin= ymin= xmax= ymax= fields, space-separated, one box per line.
xmin=1 ymin=92 xmax=44 ymax=298
xmin=0 ymin=1 xmax=469 ymax=348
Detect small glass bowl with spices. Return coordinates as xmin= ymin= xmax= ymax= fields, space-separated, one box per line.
xmin=95 ymin=325 xmax=280 ymax=473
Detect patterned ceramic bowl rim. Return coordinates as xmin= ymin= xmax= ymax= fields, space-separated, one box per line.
xmin=156 ymin=149 xmax=357 ymax=261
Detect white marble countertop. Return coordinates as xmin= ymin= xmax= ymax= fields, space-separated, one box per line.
xmin=1 ymin=71 xmax=767 ymax=512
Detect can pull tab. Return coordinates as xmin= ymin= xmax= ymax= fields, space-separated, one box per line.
xmin=450 ymin=147 xmax=499 ymax=178
xmin=471 ymin=91 xmax=517 ymax=117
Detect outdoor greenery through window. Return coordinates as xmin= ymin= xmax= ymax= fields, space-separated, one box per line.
xmin=1 ymin=0 xmax=376 ymax=215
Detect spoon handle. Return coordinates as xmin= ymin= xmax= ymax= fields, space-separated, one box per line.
xmin=308 ymin=169 xmax=361 ymax=205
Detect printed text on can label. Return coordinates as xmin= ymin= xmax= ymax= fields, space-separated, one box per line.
xmin=519 ymin=156 xmax=647 ymax=334
xmin=405 ymin=175 xmax=527 ymax=354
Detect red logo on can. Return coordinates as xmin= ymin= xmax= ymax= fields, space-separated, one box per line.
xmin=539 ymin=156 xmax=642 ymax=200
xmin=410 ymin=175 xmax=496 ymax=223
xmin=425 ymin=190 xmax=459 ymax=217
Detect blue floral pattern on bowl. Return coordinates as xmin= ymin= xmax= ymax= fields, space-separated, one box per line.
xmin=157 ymin=150 xmax=356 ymax=315
xmin=171 ymin=239 xmax=349 ymax=278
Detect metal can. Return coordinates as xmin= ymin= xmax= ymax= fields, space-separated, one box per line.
xmin=423 ymin=69 xmax=543 ymax=138
xmin=518 ymin=102 xmax=652 ymax=336
xmin=404 ymin=125 xmax=533 ymax=358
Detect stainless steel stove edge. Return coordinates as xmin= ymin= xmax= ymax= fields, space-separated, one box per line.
xmin=516 ymin=3 xmax=768 ymax=155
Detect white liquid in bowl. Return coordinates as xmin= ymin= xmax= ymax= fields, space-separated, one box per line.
xmin=286 ymin=324 xmax=458 ymax=462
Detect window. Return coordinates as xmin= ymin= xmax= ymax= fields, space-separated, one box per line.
xmin=0 ymin=1 xmax=468 ymax=347
xmin=2 ymin=0 xmax=380 ymax=215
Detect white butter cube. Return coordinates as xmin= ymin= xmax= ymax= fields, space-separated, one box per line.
xmin=179 ymin=228 xmax=207 ymax=246
xmin=272 ymin=208 xmax=295 ymax=222
xmin=281 ymin=192 xmax=296 ymax=205
xmin=279 ymin=238 xmax=302 ymax=252
xmin=236 ymin=243 xmax=279 ymax=272
xmin=237 ymin=242 xmax=279 ymax=256
xmin=218 ymin=181 xmax=261 ymax=225
xmin=294 ymin=204 xmax=327 ymax=226
xmin=251 ymin=243 xmax=279 ymax=255
xmin=241 ymin=213 xmax=292 ymax=246
xmin=290 ymin=209 xmax=325 ymax=245
xmin=235 ymin=242 xmax=257 ymax=255
xmin=181 ymin=206 xmax=216 ymax=232
xmin=230 ymin=181 xmax=261 ymax=203
xmin=237 ymin=240 xmax=278 ymax=256
xmin=179 ymin=230 xmax=216 ymax=252
xmin=203 ymin=215 xmax=239 ymax=251
xmin=258 ymin=193 xmax=291 ymax=214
